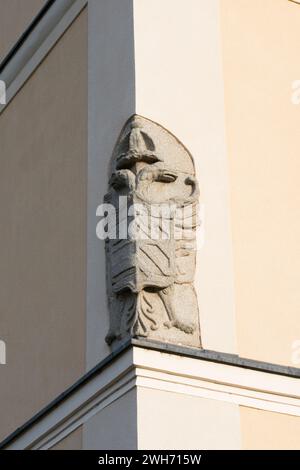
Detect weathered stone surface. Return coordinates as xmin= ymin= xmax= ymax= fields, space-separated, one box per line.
xmin=104 ymin=115 xmax=201 ymax=348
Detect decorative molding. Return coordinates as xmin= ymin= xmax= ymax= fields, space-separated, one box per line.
xmin=134 ymin=348 xmax=300 ymax=416
xmin=0 ymin=0 xmax=87 ymax=113
xmin=1 ymin=344 xmax=299 ymax=450
xmin=105 ymin=115 xmax=201 ymax=349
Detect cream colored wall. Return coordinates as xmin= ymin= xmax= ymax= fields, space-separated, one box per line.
xmin=50 ymin=427 xmax=82 ymax=450
xmin=221 ymin=0 xmax=300 ymax=366
xmin=241 ymin=406 xmax=300 ymax=450
xmin=0 ymin=10 xmax=87 ymax=441
xmin=133 ymin=0 xmax=237 ymax=354
xmin=84 ymin=384 xmax=241 ymax=450
xmin=0 ymin=0 xmax=46 ymax=60
xmin=137 ymin=388 xmax=241 ymax=450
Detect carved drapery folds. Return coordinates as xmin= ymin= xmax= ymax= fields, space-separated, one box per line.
xmin=104 ymin=115 xmax=201 ymax=348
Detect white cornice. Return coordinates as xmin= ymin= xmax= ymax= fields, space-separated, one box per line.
xmin=0 ymin=0 xmax=87 ymax=114
xmin=2 ymin=346 xmax=300 ymax=450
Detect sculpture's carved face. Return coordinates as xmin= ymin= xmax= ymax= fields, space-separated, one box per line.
xmin=105 ymin=115 xmax=201 ymax=349
xmin=110 ymin=162 xmax=197 ymax=205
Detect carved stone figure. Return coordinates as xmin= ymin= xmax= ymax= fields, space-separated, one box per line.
xmin=104 ymin=115 xmax=201 ymax=348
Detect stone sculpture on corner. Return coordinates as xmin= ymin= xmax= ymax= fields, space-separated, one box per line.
xmin=104 ymin=115 xmax=201 ymax=349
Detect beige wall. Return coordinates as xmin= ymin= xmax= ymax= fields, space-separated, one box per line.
xmin=241 ymin=406 xmax=300 ymax=450
xmin=221 ymin=0 xmax=300 ymax=366
xmin=0 ymin=10 xmax=87 ymax=441
xmin=0 ymin=0 xmax=46 ymax=61
xmin=51 ymin=427 xmax=82 ymax=450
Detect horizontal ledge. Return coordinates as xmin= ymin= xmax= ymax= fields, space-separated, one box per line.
xmin=0 ymin=339 xmax=299 ymax=449
xmin=132 ymin=338 xmax=300 ymax=379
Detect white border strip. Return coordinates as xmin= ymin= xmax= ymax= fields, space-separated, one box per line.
xmin=0 ymin=0 xmax=87 ymax=113
xmin=3 ymin=346 xmax=300 ymax=450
